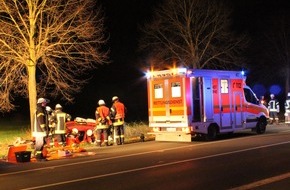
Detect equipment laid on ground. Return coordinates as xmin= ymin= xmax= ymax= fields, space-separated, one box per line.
xmin=146 ymin=68 xmax=269 ymax=142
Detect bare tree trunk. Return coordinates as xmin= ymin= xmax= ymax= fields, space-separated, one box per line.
xmin=28 ymin=1 xmax=37 ymax=135
xmin=27 ymin=63 xmax=37 ymax=135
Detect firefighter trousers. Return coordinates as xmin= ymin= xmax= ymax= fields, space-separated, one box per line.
xmin=34 ymin=136 xmax=45 ymax=159
xmin=96 ymin=129 xmax=108 ymax=146
xmin=115 ymin=125 xmax=124 ymax=145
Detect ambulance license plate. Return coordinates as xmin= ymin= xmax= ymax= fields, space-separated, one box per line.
xmin=167 ymin=128 xmax=176 ymax=132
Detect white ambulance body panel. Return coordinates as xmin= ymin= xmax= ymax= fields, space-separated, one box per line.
xmin=147 ymin=68 xmax=269 ymax=142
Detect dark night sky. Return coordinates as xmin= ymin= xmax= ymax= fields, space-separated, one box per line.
xmin=5 ymin=0 xmax=290 ymax=121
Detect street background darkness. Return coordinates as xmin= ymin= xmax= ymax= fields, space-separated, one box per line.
xmin=2 ymin=0 xmax=290 ymax=122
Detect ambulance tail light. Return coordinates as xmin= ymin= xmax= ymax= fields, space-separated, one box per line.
xmin=182 ymin=127 xmax=191 ymax=134
xmin=153 ymin=127 xmax=160 ymax=132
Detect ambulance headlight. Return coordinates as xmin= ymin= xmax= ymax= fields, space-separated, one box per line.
xmin=86 ymin=129 xmax=93 ymax=136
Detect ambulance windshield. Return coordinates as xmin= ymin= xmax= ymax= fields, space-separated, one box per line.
xmin=244 ymin=88 xmax=259 ymax=105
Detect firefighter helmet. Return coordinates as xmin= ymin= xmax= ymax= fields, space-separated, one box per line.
xmin=270 ymin=94 xmax=275 ymax=99
xmin=55 ymin=104 xmax=62 ymax=109
xmin=112 ymin=96 xmax=119 ymax=102
xmin=86 ymin=129 xmax=93 ymax=136
xmin=72 ymin=128 xmax=78 ymax=135
xmin=98 ymin=99 xmax=105 ymax=105
xmin=37 ymin=98 xmax=49 ymax=104
xmin=45 ymin=106 xmax=52 ymax=112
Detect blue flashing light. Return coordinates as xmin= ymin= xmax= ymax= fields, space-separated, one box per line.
xmin=241 ymin=70 xmax=245 ymax=76
xmin=252 ymin=84 xmax=266 ymax=98
xmin=269 ymin=84 xmax=282 ymax=95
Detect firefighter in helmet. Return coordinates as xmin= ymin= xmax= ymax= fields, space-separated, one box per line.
xmin=268 ymin=94 xmax=280 ymax=124
xmin=50 ymin=104 xmax=71 ymax=146
xmin=95 ymin=99 xmax=111 ymax=146
xmin=285 ymin=92 xmax=290 ymax=124
xmin=110 ymin=96 xmax=126 ymax=145
xmin=33 ymin=97 xmax=49 ymax=160
xmin=45 ymin=106 xmax=54 ymax=147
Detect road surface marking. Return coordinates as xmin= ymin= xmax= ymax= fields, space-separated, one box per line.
xmin=229 ymin=172 xmax=290 ymax=190
xmin=0 ymin=135 xmax=289 ymax=177
xmin=16 ymin=140 xmax=290 ymax=190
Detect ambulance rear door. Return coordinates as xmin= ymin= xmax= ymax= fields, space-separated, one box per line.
xmin=148 ymin=75 xmax=189 ymax=128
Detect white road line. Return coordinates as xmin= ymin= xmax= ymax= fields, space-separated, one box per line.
xmin=18 ymin=141 xmax=290 ymax=190
xmin=229 ymin=172 xmax=290 ymax=190
xmin=0 ymin=133 xmax=288 ymax=177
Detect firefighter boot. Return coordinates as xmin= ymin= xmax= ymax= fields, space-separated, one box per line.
xmin=36 ymin=152 xmax=46 ymax=161
xmin=116 ymin=138 xmax=121 ymax=145
xmin=120 ymin=137 xmax=124 ymax=145
xmin=96 ymin=140 xmax=101 ymax=147
xmin=103 ymin=140 xmax=108 ymax=147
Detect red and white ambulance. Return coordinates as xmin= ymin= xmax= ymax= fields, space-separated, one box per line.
xmin=146 ymin=68 xmax=269 ymax=142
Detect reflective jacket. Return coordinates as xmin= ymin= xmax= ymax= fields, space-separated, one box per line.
xmin=268 ymin=98 xmax=279 ymax=112
xmin=96 ymin=105 xmax=111 ymax=129
xmin=111 ymin=101 xmax=126 ymax=120
xmin=110 ymin=101 xmax=126 ymax=126
xmin=33 ymin=104 xmax=47 ymax=137
xmin=51 ymin=110 xmax=71 ymax=134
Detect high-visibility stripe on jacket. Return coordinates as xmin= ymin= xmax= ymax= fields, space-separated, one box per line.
xmin=268 ymin=99 xmax=279 ymax=112
xmin=96 ymin=124 xmax=109 ymax=129
xmin=33 ymin=105 xmax=46 ymax=137
xmin=285 ymin=99 xmax=290 ymax=113
xmin=52 ymin=110 xmax=70 ymax=134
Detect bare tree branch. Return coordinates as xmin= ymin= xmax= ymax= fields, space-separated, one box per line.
xmin=0 ymin=0 xmax=108 ymax=130
xmin=139 ymin=0 xmax=248 ymax=70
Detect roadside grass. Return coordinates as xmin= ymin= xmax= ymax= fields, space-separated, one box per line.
xmin=0 ymin=120 xmax=153 ymax=160
xmin=0 ymin=120 xmax=31 ymax=159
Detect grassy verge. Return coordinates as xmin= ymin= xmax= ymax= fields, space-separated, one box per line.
xmin=0 ymin=120 xmax=154 ymax=160
xmin=0 ymin=120 xmax=31 ymax=160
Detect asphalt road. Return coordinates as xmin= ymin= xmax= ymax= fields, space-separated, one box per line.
xmin=1 ymin=124 xmax=290 ymax=190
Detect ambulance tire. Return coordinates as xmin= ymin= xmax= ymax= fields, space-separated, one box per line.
xmin=206 ymin=124 xmax=218 ymax=141
xmin=256 ymin=117 xmax=267 ymax=134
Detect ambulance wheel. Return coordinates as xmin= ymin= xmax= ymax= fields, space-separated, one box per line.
xmin=256 ymin=117 xmax=267 ymax=134
xmin=206 ymin=125 xmax=218 ymax=140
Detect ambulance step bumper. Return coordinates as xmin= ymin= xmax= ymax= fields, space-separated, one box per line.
xmin=148 ymin=132 xmax=192 ymax=142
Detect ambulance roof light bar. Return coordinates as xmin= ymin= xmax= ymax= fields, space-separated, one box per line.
xmin=146 ymin=67 xmax=188 ymax=79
